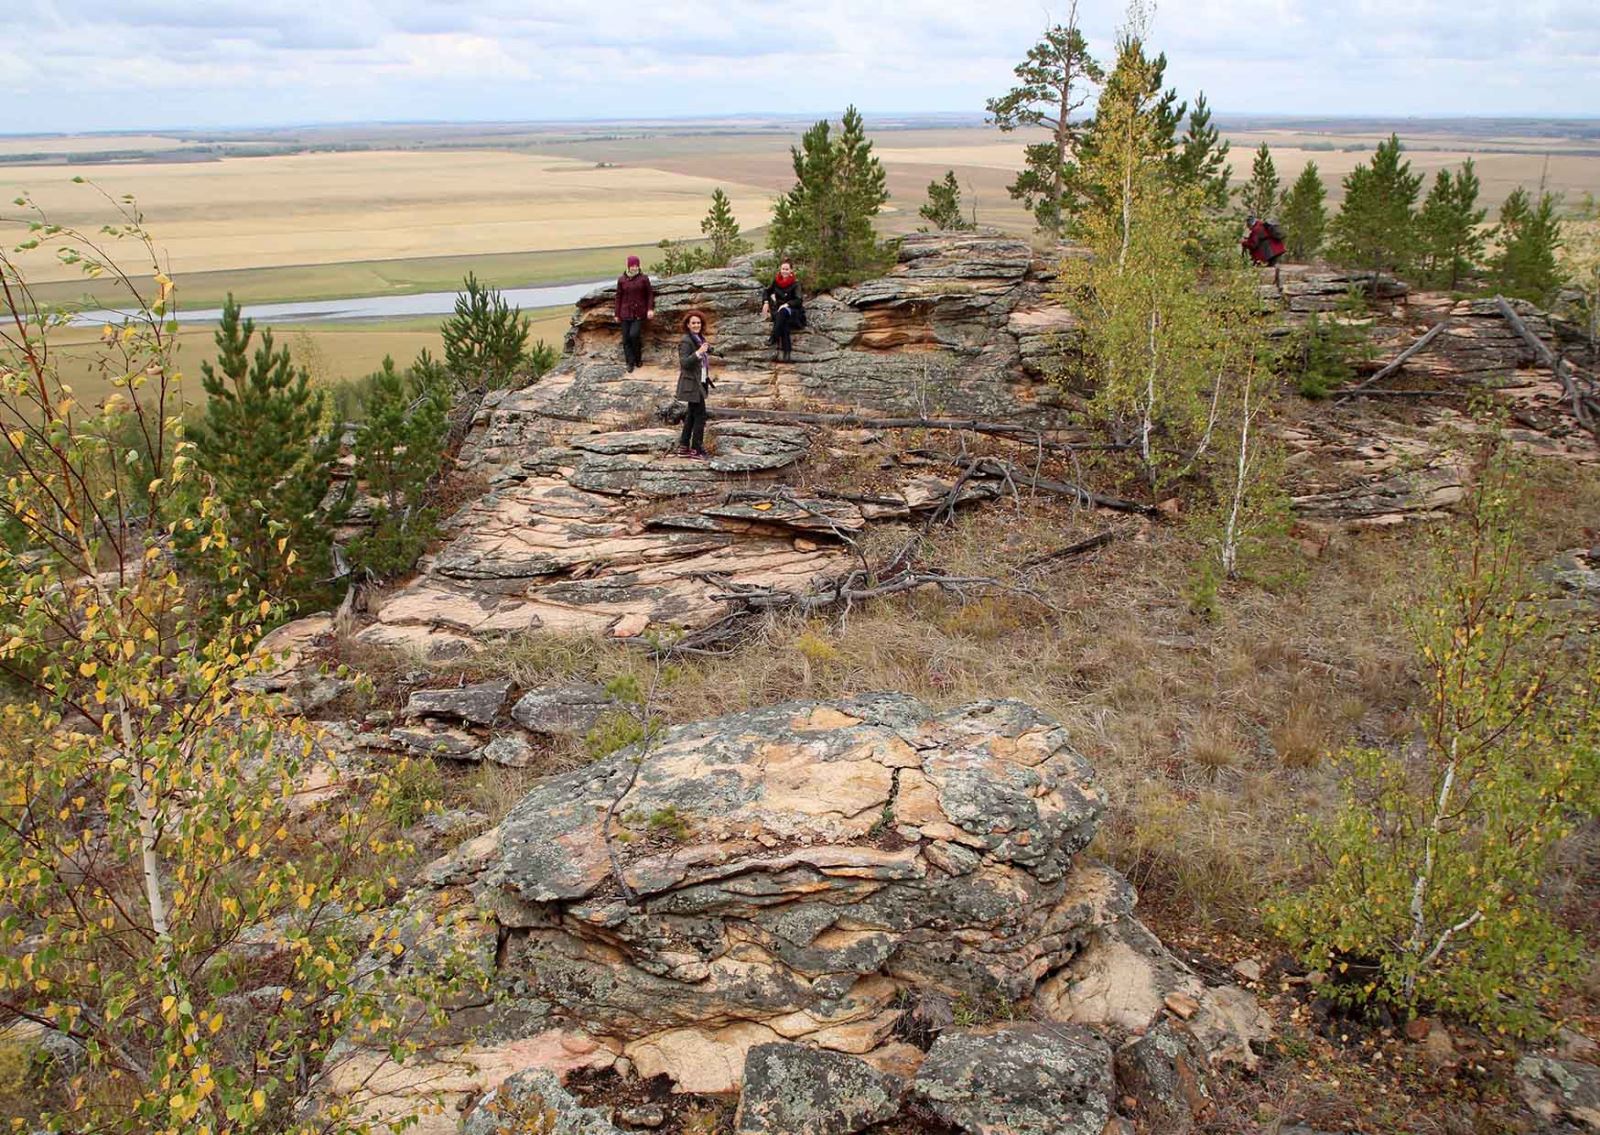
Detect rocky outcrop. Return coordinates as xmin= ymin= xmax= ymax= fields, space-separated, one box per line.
xmin=357 ymin=233 xmax=1098 ymax=656
xmin=463 ymin=1068 xmax=622 ymax=1135
xmin=1263 ymin=266 xmax=1408 ymax=313
xmin=476 ymin=694 xmax=1114 ymax=1089
xmin=465 ymin=233 xmax=1078 ymax=474
xmin=322 ymin=694 xmax=1267 ymax=1130
xmin=1114 ymin=1019 xmax=1215 ymax=1132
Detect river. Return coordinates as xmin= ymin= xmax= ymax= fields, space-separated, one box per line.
xmin=72 ymin=280 xmax=610 ymax=327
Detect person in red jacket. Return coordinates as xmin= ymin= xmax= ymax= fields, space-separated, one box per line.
xmin=614 ymin=255 xmax=655 ymax=371
xmin=1241 ymin=216 xmax=1287 ymax=266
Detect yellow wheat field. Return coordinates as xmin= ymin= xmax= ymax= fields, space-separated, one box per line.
xmin=1 ymin=150 xmax=776 ymax=283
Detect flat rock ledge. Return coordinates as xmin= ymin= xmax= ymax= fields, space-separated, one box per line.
xmin=326 ymin=695 xmax=1268 ymax=1132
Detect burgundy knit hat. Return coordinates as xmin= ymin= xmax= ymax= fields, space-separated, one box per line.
xmin=626 ymin=255 xmax=641 ymax=268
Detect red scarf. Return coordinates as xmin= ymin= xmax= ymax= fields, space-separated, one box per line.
xmin=774 ymin=271 xmax=796 ymax=289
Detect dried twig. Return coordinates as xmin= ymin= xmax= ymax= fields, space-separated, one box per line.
xmin=1334 ymin=320 xmax=1452 ymax=404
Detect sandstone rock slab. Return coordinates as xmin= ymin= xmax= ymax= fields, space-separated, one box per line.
xmin=405 ymin=679 xmax=514 ymax=726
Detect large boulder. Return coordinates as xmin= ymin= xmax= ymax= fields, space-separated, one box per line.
xmin=465 ymin=694 xmax=1123 ymax=1090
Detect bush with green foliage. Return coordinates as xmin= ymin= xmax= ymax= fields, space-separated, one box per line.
xmin=918 ymin=170 xmax=974 ymax=231
xmin=1270 ymin=433 xmax=1600 ymax=1035
xmin=0 ymin=199 xmax=481 ymax=1135
xmin=441 ymin=272 xmax=531 ymax=390
xmin=190 ymin=296 xmax=343 ymax=605
xmin=768 ymin=106 xmax=892 ymax=289
xmin=1288 ymin=312 xmax=1358 ymax=399
xmin=1064 ymin=27 xmax=1224 ymax=488
xmin=346 ymin=354 xmax=451 ymax=580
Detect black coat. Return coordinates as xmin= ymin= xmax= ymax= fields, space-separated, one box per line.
xmin=763 ymin=280 xmax=806 ymax=327
xmin=677 ymin=333 xmax=710 ymax=402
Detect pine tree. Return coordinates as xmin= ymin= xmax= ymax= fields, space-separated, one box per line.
xmin=1416 ymin=160 xmax=1487 ymax=290
xmin=191 ymin=295 xmax=340 ymax=603
xmin=985 ymin=5 xmax=1104 ymax=238
xmin=1238 ymin=142 xmax=1281 ymax=221
xmin=1490 ymin=187 xmax=1566 ymax=304
xmin=701 ymin=188 xmax=753 ymax=265
xmin=919 ymin=170 xmax=974 ymax=231
xmin=1278 ymin=161 xmax=1328 ymax=261
xmin=1173 ymin=92 xmax=1231 ymax=212
xmin=1327 ymin=134 xmax=1423 ymax=281
xmin=768 ymin=105 xmax=891 ymax=289
xmin=347 ymin=355 xmax=451 ymax=580
xmin=441 ymin=273 xmax=529 ymax=391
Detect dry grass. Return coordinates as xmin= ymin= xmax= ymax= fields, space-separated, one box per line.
xmin=396 ymin=494 xmax=1441 ymax=934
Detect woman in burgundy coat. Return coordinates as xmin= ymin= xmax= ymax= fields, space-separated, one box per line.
xmin=614 ymin=255 xmax=655 ymax=371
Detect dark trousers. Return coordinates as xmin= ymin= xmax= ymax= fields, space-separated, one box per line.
xmin=679 ymin=399 xmax=707 ymax=450
xmin=620 ymin=319 xmax=645 ymax=369
xmin=770 ymin=308 xmax=797 ymax=357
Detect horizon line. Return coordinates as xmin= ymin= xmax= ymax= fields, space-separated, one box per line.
xmin=6 ymin=110 xmax=1600 ymax=141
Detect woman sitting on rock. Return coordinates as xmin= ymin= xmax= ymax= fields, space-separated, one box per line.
xmin=761 ymin=259 xmax=805 ymax=363
xmin=676 ymin=310 xmax=715 ymax=459
xmin=615 ymin=254 xmax=654 ymax=371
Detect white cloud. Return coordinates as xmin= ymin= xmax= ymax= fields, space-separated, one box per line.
xmin=0 ymin=0 xmax=1594 ymax=131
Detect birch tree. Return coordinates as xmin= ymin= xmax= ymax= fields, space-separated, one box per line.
xmin=1270 ymin=432 xmax=1600 ymax=1034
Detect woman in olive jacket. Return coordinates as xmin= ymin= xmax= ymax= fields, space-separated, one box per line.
xmin=675 ymin=311 xmax=714 ymax=458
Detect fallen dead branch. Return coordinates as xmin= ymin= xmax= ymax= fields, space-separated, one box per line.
xmin=1335 ymin=320 xmax=1452 ymax=404
xmin=1018 ymin=529 xmax=1119 ymax=569
xmin=912 ymin=450 xmax=1159 ymax=516
xmin=1494 ymin=295 xmax=1600 ymax=438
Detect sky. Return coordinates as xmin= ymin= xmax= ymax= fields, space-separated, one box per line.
xmin=1 ymin=0 xmax=1597 ymax=134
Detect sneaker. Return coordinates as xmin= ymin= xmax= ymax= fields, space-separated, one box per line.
xmin=690 ymin=448 xmax=710 ymax=461
xmin=673 ymin=445 xmax=695 ymax=457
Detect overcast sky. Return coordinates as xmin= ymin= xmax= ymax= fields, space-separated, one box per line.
xmin=2 ymin=0 xmax=1596 ymax=134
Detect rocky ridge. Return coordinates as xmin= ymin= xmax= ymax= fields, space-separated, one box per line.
xmin=344 ymin=234 xmax=1596 ymax=660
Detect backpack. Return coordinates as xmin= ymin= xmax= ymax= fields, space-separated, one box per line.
xmin=1264 ymin=221 xmax=1284 ymax=243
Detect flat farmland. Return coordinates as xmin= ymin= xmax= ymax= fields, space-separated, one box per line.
xmin=5 ymin=118 xmax=1597 ymax=393
xmin=870 ymin=132 xmax=1600 ymax=213
xmin=0 ymin=150 xmax=777 ymax=284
